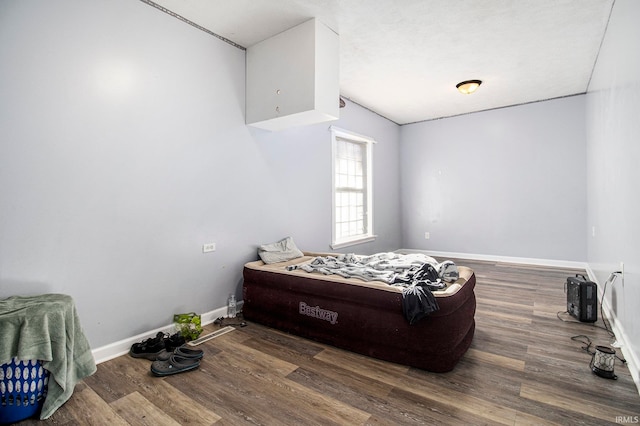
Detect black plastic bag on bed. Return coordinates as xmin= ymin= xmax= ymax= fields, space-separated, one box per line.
xmin=402 ymin=284 xmax=439 ymax=325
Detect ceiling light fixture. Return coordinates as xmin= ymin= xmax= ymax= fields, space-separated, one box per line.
xmin=456 ymin=79 xmax=482 ymax=95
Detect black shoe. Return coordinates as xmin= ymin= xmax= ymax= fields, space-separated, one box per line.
xmin=129 ymin=332 xmax=166 ymax=360
xmin=164 ymin=332 xmax=186 ymax=352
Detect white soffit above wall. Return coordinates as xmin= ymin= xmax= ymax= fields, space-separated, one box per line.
xmin=150 ymin=0 xmax=613 ymax=124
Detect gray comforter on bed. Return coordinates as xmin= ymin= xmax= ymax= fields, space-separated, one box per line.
xmin=287 ymin=252 xmax=460 ymax=324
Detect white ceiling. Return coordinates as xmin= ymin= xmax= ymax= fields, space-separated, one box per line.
xmin=150 ymin=0 xmax=614 ymax=124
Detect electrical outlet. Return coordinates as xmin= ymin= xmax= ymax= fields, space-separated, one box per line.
xmin=424 ymin=232 xmax=430 ymax=240
xmin=202 ymin=243 xmax=216 ymax=253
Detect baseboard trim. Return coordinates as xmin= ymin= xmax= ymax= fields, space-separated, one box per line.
xmin=397 ymin=249 xmax=589 ymax=270
xmin=91 ymin=302 xmax=243 ymax=364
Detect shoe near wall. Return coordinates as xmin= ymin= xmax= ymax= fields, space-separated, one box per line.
xmin=164 ymin=332 xmax=186 ymax=352
xmin=129 ymin=332 xmax=166 ymax=360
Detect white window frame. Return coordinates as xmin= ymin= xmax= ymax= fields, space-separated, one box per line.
xmin=330 ymin=126 xmax=376 ymax=249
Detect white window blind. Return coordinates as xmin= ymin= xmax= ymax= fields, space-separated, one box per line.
xmin=330 ymin=127 xmax=375 ymax=249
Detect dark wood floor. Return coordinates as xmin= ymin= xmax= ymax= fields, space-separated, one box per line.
xmin=15 ymin=260 xmax=640 ymax=425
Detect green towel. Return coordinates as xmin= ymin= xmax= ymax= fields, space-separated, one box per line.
xmin=0 ymin=293 xmax=97 ymax=419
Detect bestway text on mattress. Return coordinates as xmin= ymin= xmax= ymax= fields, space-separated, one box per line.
xmin=299 ymin=301 xmax=338 ymax=325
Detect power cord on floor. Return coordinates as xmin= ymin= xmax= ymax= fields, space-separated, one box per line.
xmin=570 ymin=334 xmax=626 ymax=364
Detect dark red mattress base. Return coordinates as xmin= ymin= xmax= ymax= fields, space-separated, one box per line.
xmin=242 ymin=265 xmax=476 ymax=373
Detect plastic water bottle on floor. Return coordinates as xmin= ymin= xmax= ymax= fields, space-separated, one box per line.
xmin=227 ymin=294 xmax=237 ymax=318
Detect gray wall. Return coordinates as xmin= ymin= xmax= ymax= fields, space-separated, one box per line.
xmin=3 ymin=0 xmax=636 ymax=376
xmin=400 ymin=96 xmax=587 ymax=261
xmin=0 ymin=0 xmax=401 ymax=348
xmin=586 ymin=0 xmax=640 ymax=374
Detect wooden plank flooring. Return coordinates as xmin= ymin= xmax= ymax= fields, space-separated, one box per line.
xmin=14 ymin=260 xmax=640 ymax=425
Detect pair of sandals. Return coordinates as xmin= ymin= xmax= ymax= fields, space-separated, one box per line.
xmin=129 ymin=332 xmax=186 ymax=360
xmin=151 ymin=346 xmax=204 ymax=377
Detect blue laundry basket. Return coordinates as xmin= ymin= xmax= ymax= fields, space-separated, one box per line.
xmin=0 ymin=358 xmax=49 ymax=424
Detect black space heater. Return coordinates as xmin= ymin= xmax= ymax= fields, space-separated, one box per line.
xmin=565 ymin=274 xmax=598 ymax=322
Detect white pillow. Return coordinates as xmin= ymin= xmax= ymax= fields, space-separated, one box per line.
xmin=258 ymin=236 xmax=304 ymax=264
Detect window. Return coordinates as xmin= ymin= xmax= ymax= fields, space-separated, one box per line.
xmin=330 ymin=126 xmax=375 ymax=249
